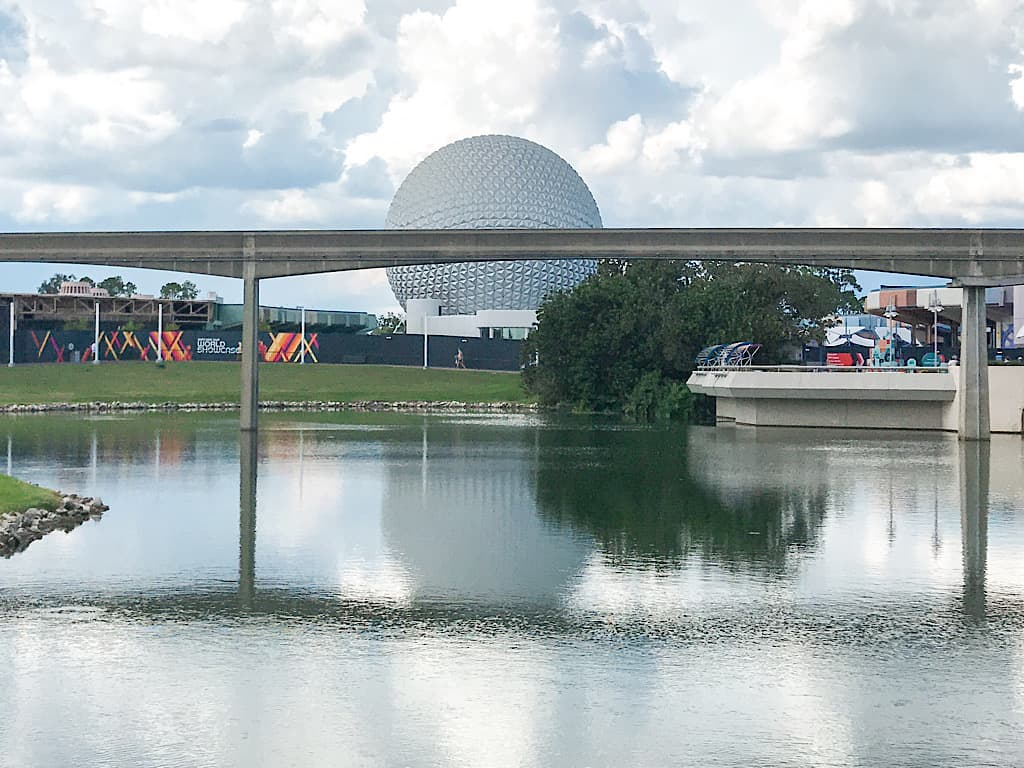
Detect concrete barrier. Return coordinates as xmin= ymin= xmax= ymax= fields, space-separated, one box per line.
xmin=687 ymin=365 xmax=1024 ymax=434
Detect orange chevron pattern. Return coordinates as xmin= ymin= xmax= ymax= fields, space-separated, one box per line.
xmin=148 ymin=331 xmax=192 ymax=361
xmin=31 ymin=330 xmax=150 ymax=361
xmin=26 ymin=330 xmax=322 ymax=363
xmin=261 ymin=332 xmax=318 ymax=363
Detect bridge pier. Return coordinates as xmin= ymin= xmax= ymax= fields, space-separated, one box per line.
xmin=958 ymin=285 xmax=991 ymax=441
xmin=240 ymin=237 xmax=260 ymax=432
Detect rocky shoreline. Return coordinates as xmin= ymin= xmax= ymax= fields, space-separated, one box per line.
xmin=0 ymin=400 xmax=542 ymax=415
xmin=0 ymin=494 xmax=108 ymax=558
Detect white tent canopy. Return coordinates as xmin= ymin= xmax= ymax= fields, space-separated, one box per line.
xmin=825 ymin=325 xmax=912 ymax=348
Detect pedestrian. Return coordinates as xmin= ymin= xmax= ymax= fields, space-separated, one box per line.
xmin=455 ymin=348 xmax=466 ymax=369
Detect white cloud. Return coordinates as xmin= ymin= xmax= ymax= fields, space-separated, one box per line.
xmin=579 ymin=114 xmax=645 ymax=174
xmin=277 ymin=72 xmax=375 ymax=134
xmin=3 ymin=59 xmax=179 ymax=149
xmin=686 ymin=0 xmax=859 ymax=157
xmin=344 ymin=0 xmax=561 ymax=181
xmin=1 ymin=0 xmax=1024 ymax=313
xmin=855 ymin=180 xmax=901 ymax=227
xmin=16 ymin=184 xmax=100 ymax=223
xmin=241 ymin=189 xmax=331 ymax=223
xmin=139 ymin=0 xmax=248 ymax=43
xmin=271 ymin=0 xmax=367 ymax=50
xmin=913 ymin=153 xmax=1024 ymax=222
xmin=642 ymin=117 xmax=703 ymax=166
xmin=242 ymin=129 xmax=264 ymax=149
xmin=1011 ymin=63 xmax=1024 ymax=109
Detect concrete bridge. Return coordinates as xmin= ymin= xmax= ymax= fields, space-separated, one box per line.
xmin=2 ymin=227 xmax=1023 ymax=439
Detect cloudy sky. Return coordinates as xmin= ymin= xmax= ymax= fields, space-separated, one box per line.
xmin=1 ymin=0 xmax=1023 ymax=314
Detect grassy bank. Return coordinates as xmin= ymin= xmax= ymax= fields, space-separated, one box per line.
xmin=0 ymin=474 xmax=60 ymax=517
xmin=0 ymin=362 xmax=531 ymax=405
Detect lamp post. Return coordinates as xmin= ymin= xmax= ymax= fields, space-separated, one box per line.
xmin=8 ymin=301 xmax=14 ymax=368
xmin=422 ymin=314 xmax=429 ymax=369
xmin=883 ymin=299 xmax=899 ymax=366
xmin=299 ymin=306 xmax=306 ymax=364
xmin=157 ymin=304 xmax=163 ymax=363
xmin=926 ymin=289 xmax=944 ymax=366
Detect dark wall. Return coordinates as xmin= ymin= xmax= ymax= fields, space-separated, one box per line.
xmin=0 ymin=301 xmax=9 ymax=364
xmin=14 ymin=329 xmax=523 ymax=371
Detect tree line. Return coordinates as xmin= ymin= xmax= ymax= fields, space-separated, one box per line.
xmin=522 ymin=261 xmax=862 ymax=420
xmin=38 ymin=273 xmax=200 ymax=300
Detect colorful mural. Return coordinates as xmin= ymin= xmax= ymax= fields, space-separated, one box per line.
xmin=19 ymin=330 xmax=521 ymax=370
xmin=29 ymin=330 xmax=196 ymax=362
xmin=149 ymin=331 xmax=193 ymax=361
xmin=259 ymin=332 xmax=319 ymax=363
xmin=29 ymin=331 xmax=68 ymax=362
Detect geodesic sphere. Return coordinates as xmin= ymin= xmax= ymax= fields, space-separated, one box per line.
xmin=385 ymin=135 xmax=602 ymax=314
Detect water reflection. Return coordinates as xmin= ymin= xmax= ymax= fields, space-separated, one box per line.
xmin=379 ymin=419 xmax=590 ymax=606
xmin=2 ymin=415 xmax=1024 ymax=766
xmin=239 ymin=429 xmax=257 ymax=610
xmin=534 ymin=424 xmax=828 ymax=572
xmin=961 ymin=441 xmax=989 ymax=622
xmin=0 ymin=414 xmax=1013 ymax=625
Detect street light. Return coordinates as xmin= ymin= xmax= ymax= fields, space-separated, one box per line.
xmin=157 ymin=303 xmax=163 ymax=364
xmin=298 ymin=306 xmax=306 ymax=364
xmin=93 ymin=301 xmax=100 ymax=365
xmin=8 ymin=300 xmax=14 ymax=368
xmin=926 ymin=289 xmax=943 ymax=366
xmin=883 ymin=299 xmax=899 ymax=366
xmin=422 ymin=314 xmax=429 ymax=369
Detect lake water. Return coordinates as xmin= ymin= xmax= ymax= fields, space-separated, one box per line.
xmin=1 ymin=412 xmax=1023 ymax=767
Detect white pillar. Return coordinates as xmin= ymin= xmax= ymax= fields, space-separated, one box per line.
xmin=93 ymin=301 xmax=100 ymax=364
xmin=422 ymin=315 xmax=428 ymax=368
xmin=300 ymin=306 xmax=306 ymax=364
xmin=7 ymin=300 xmax=13 ymax=368
xmin=157 ymin=304 xmax=163 ymax=362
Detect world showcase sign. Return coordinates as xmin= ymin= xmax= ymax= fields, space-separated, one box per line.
xmin=195 ymin=337 xmax=242 ymax=357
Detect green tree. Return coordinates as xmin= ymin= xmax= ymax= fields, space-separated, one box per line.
xmin=97 ymin=276 xmax=138 ymax=297
xmin=160 ymin=280 xmax=199 ymax=299
xmin=662 ymin=262 xmax=861 ymax=372
xmin=372 ymin=312 xmax=406 ymax=334
xmin=523 ymin=260 xmax=861 ymax=418
xmin=37 ymin=273 xmax=78 ymax=294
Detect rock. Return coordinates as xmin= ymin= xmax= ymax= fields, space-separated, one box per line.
xmin=0 ymin=492 xmax=107 ymax=557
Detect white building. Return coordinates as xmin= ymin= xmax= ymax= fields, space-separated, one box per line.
xmin=386 ymin=135 xmax=603 ymax=338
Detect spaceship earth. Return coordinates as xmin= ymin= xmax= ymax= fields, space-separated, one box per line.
xmin=385 ymin=134 xmax=603 ymax=314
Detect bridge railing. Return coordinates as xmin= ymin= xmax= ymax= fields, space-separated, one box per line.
xmin=696 ymin=364 xmax=952 ymax=374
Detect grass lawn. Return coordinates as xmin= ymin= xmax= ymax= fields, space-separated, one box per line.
xmin=0 ymin=474 xmax=60 ymax=517
xmin=0 ymin=362 xmax=532 ymax=405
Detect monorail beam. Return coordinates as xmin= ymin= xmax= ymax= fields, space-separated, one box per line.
xmin=1 ymin=229 xmax=1023 ymax=282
